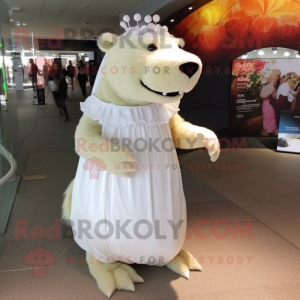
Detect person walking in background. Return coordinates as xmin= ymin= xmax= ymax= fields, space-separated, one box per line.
xmin=78 ymin=60 xmax=88 ymax=97
xmin=74 ymin=63 xmax=79 ymax=87
xmin=67 ymin=60 xmax=75 ymax=90
xmin=12 ymin=64 xmax=15 ymax=84
xmin=28 ymin=58 xmax=38 ymax=91
xmin=48 ymin=61 xmax=69 ymax=122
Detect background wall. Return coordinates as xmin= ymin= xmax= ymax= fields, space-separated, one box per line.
xmin=165 ymin=0 xmax=300 ymax=111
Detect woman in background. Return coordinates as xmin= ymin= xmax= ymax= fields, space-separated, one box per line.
xmin=260 ymin=69 xmax=281 ymax=135
xmin=77 ymin=60 xmax=88 ymax=97
xmin=48 ymin=61 xmax=69 ymax=121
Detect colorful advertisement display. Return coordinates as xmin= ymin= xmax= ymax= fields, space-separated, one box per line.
xmin=170 ymin=0 xmax=300 ymax=112
xmin=229 ymin=58 xmax=300 ymax=136
xmin=277 ymin=110 xmax=300 ymax=153
xmin=171 ymin=0 xmax=300 ymax=65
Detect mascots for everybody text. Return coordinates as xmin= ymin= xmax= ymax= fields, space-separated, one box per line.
xmin=62 ymin=13 xmax=220 ymax=298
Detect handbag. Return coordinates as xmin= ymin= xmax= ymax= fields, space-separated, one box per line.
xmin=49 ymin=80 xmax=59 ymax=91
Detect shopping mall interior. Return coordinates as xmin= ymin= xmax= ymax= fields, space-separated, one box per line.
xmin=0 ymin=0 xmax=300 ymax=299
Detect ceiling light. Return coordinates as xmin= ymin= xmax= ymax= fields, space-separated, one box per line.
xmin=23 ymin=23 xmax=26 ymax=25
xmin=258 ymin=50 xmax=264 ymax=55
xmin=10 ymin=19 xmax=13 ymax=21
xmin=170 ymin=19 xmax=174 ymax=22
xmin=284 ymin=51 xmax=291 ymax=56
xmin=189 ymin=7 xmax=193 ymax=10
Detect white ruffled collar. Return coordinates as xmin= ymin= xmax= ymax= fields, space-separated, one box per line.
xmin=80 ymin=93 xmax=180 ymax=128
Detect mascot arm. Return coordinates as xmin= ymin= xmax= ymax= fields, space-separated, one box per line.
xmin=169 ymin=114 xmax=220 ymax=162
xmin=75 ymin=114 xmax=136 ymax=177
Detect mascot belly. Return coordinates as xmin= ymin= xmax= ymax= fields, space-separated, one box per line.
xmin=62 ymin=13 xmax=220 ymax=298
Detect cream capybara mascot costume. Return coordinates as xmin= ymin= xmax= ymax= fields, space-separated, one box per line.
xmin=62 ymin=14 xmax=220 ymax=298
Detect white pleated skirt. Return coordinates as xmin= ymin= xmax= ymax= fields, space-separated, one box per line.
xmin=71 ymin=95 xmax=186 ymax=266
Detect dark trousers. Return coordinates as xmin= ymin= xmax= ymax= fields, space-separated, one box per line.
xmin=52 ymin=91 xmax=69 ymax=117
xmin=79 ymin=81 xmax=87 ymax=97
xmin=30 ymin=75 xmax=37 ymax=91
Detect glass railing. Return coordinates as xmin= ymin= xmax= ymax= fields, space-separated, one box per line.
xmin=0 ymin=0 xmax=22 ymax=233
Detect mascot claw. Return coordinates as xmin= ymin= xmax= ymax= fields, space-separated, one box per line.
xmin=87 ymin=252 xmax=144 ymax=298
xmin=166 ymin=249 xmax=202 ymax=279
xmin=208 ymin=143 xmax=220 ymax=162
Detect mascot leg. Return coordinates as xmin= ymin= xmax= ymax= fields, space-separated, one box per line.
xmin=62 ymin=179 xmax=74 ymax=223
xmin=166 ymin=249 xmax=202 ymax=279
xmin=86 ymin=252 xmax=144 ymax=298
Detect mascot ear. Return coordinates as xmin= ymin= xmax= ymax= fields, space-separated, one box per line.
xmin=97 ymin=33 xmax=119 ymax=52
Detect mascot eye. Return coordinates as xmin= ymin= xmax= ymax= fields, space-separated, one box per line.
xmin=179 ymin=45 xmax=182 ymax=49
xmin=148 ymin=44 xmax=157 ymax=52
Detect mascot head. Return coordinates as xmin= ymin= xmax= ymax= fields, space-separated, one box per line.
xmin=94 ymin=14 xmax=202 ymax=105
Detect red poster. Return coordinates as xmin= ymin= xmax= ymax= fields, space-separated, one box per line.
xmin=229 ymin=58 xmax=300 ymax=136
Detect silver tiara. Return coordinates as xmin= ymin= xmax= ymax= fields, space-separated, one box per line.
xmin=120 ymin=14 xmax=171 ymax=37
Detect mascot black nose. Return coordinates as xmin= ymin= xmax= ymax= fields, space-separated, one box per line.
xmin=179 ymin=62 xmax=199 ymax=78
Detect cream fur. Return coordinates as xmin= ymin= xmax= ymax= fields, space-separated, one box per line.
xmin=166 ymin=249 xmax=202 ymax=279
xmin=62 ymin=179 xmax=74 ymax=223
xmin=86 ymin=252 xmax=144 ymax=298
xmin=170 ymin=114 xmax=220 ymax=162
xmin=75 ymin=114 xmax=136 ymax=177
xmin=63 ymin=30 xmax=220 ymax=297
xmin=95 ymin=34 xmax=201 ymax=106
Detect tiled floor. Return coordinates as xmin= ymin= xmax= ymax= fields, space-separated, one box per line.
xmin=1 ymin=150 xmax=300 ymax=299
xmin=1 ymin=88 xmax=300 ymax=298
xmin=179 ymin=148 xmax=300 ymax=249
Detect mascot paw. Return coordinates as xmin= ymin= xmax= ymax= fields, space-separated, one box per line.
xmin=195 ymin=131 xmax=220 ymax=162
xmin=166 ymin=249 xmax=202 ymax=279
xmin=87 ymin=253 xmax=144 ymax=298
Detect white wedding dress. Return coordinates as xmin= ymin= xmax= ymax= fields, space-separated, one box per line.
xmin=71 ymin=94 xmax=186 ymax=266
